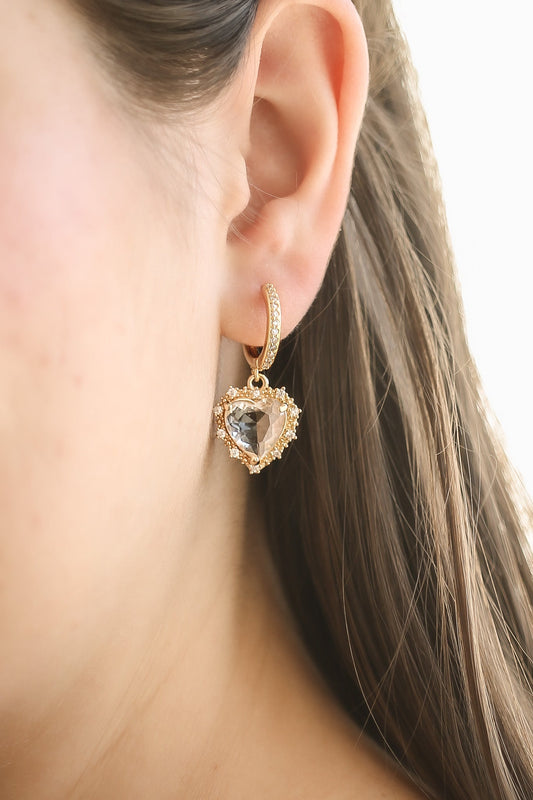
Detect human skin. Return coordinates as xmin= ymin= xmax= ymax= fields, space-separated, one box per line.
xmin=0 ymin=0 xmax=425 ymax=797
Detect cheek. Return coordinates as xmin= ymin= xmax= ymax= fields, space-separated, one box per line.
xmin=0 ymin=105 xmax=217 ymax=709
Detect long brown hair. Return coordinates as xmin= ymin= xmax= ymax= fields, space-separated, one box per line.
xmin=72 ymin=1 xmax=533 ymax=797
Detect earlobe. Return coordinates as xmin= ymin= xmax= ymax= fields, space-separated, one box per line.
xmin=222 ymin=0 xmax=369 ymax=347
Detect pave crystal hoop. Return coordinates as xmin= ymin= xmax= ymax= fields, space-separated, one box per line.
xmin=243 ymin=283 xmax=281 ymax=375
xmin=212 ymin=283 xmax=301 ymax=474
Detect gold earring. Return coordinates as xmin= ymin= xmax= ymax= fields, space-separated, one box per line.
xmin=212 ymin=283 xmax=301 ymax=474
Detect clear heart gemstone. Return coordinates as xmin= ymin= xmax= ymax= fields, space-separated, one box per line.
xmin=225 ymin=398 xmax=286 ymax=459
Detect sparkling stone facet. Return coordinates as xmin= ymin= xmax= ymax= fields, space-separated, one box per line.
xmin=225 ymin=397 xmax=286 ymax=458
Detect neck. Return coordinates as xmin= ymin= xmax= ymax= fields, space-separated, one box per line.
xmin=0 ymin=423 xmax=362 ymax=800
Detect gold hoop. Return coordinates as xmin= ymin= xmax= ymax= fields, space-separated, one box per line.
xmin=243 ymin=283 xmax=281 ymax=372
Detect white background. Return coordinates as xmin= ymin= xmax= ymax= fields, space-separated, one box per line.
xmin=393 ymin=0 xmax=533 ymax=497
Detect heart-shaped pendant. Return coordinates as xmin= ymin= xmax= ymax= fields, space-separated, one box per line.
xmin=213 ymin=377 xmax=300 ymax=474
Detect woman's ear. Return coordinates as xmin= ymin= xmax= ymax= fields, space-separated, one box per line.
xmin=220 ymin=0 xmax=369 ymax=346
